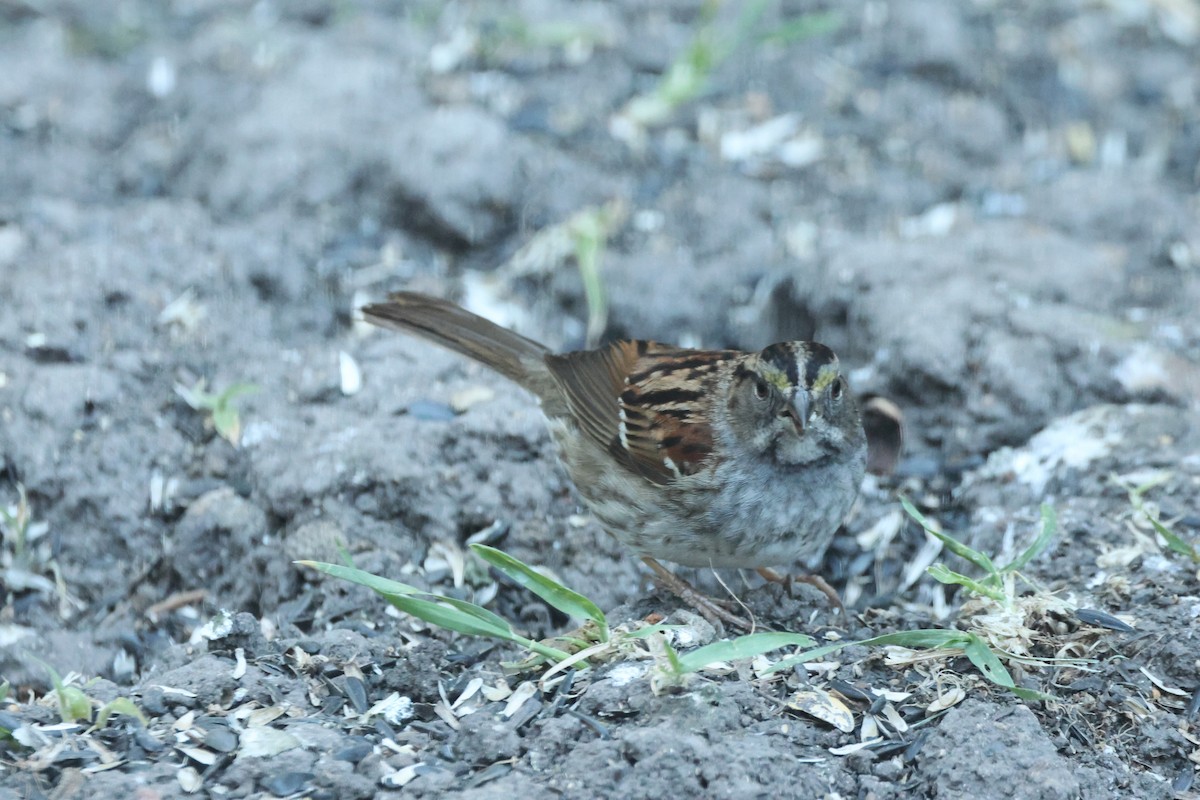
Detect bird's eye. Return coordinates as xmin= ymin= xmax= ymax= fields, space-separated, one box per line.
xmin=753 ymin=377 xmax=769 ymax=400
xmin=830 ymin=378 xmax=844 ymax=401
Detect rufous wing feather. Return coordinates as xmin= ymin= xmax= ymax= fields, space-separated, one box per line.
xmin=546 ymin=343 xmax=721 ymax=485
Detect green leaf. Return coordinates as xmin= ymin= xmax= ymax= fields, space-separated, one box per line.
xmin=214 ymin=383 xmax=260 ymax=404
xmin=471 ymin=544 xmax=608 ymax=640
xmin=676 ymin=632 xmax=817 ymax=674
xmin=1146 ymin=514 xmax=1200 ymax=563
xmin=1010 ymin=686 xmax=1055 ymax=703
xmin=962 ymin=635 xmax=1014 ymax=688
xmin=856 ymin=629 xmax=972 ymax=649
xmin=901 ymin=497 xmax=999 ymax=578
xmin=927 ymin=564 xmax=1009 ymax=604
xmin=211 ymin=405 xmax=240 ymax=440
xmin=1004 ymin=505 xmax=1058 ymax=573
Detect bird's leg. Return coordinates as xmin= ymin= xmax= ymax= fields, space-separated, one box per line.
xmin=642 ymin=557 xmax=752 ymax=631
xmin=756 ymin=567 xmax=844 ymax=613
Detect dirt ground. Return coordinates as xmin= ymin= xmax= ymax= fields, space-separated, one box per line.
xmin=2 ymin=1 xmax=1200 ymax=798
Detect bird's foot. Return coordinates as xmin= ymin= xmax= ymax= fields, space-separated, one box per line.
xmin=756 ymin=566 xmax=844 ymax=613
xmin=642 ymin=557 xmax=753 ymax=631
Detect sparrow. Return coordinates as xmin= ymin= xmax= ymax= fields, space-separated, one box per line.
xmin=362 ymin=292 xmax=867 ymax=628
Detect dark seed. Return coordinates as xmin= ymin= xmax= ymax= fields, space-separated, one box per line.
xmin=1075 ymin=608 xmax=1135 ymax=632
xmin=565 ymin=708 xmax=611 ymax=740
xmin=135 ymin=728 xmax=166 ymax=752
xmin=343 ymin=676 xmax=368 ymax=714
xmin=334 ymin=741 xmax=374 ymax=763
xmin=546 ymin=669 xmax=577 ymax=713
xmin=407 ymin=400 xmax=457 ymax=421
xmin=1068 ymin=723 xmax=1093 ymax=747
xmin=506 ymin=699 xmax=542 ymax=731
xmin=467 ymin=762 xmax=512 ymax=787
xmin=870 ymin=739 xmax=910 ymax=759
xmin=827 ymin=679 xmax=871 ymax=703
xmin=903 ymin=730 xmax=930 ymax=761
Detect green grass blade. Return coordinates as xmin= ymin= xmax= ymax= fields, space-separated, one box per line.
xmin=765 ymin=628 xmax=1045 ymax=700
xmin=927 ymin=564 xmax=1009 ymax=604
xmin=1010 ymin=686 xmax=1055 ymax=702
xmin=765 ymin=629 xmax=972 ymax=675
xmin=302 ymin=560 xmax=516 ymax=634
xmin=1004 ymin=505 xmax=1058 ymax=573
xmin=470 ymin=544 xmax=609 ymax=640
xmin=676 ymin=632 xmax=816 ymax=673
xmin=901 ymin=497 xmax=999 ymax=577
xmin=298 ymin=561 xmax=423 ymax=597
xmin=300 ymin=559 xmax=572 ymax=661
xmin=379 ymin=592 xmax=511 ymax=639
xmin=759 ymin=10 xmax=842 ymax=44
xmin=1146 ymin=514 xmax=1200 ymax=563
xmin=381 ymin=593 xmax=571 ymax=661
xmin=858 ymin=630 xmax=972 ymax=649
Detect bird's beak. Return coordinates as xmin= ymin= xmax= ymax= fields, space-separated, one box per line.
xmin=788 ymin=391 xmax=812 ymax=434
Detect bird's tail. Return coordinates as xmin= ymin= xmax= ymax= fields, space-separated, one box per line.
xmin=361 ymin=292 xmax=549 ymax=389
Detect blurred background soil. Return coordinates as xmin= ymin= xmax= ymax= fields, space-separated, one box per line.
xmin=1 ymin=1 xmax=1198 ymax=797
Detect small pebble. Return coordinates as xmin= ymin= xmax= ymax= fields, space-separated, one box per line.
xmin=262 ymin=771 xmax=313 ymax=797
xmin=334 ymin=741 xmax=374 ymax=763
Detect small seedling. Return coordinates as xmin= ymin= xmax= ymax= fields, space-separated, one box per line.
xmin=44 ymin=664 xmax=93 ymax=725
xmin=301 ymin=545 xmax=810 ymax=678
xmin=902 ymin=498 xmax=1058 ymax=611
xmin=175 ymin=379 xmax=259 ymax=445
xmin=569 ymin=203 xmax=621 ymax=347
xmin=618 ymin=2 xmax=842 ymax=130
xmin=2 ymin=485 xmax=72 ymax=614
xmin=763 ymin=628 xmax=1051 ymax=702
xmin=1111 ymin=472 xmax=1198 ymax=564
xmin=34 ymin=661 xmax=147 ymax=729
